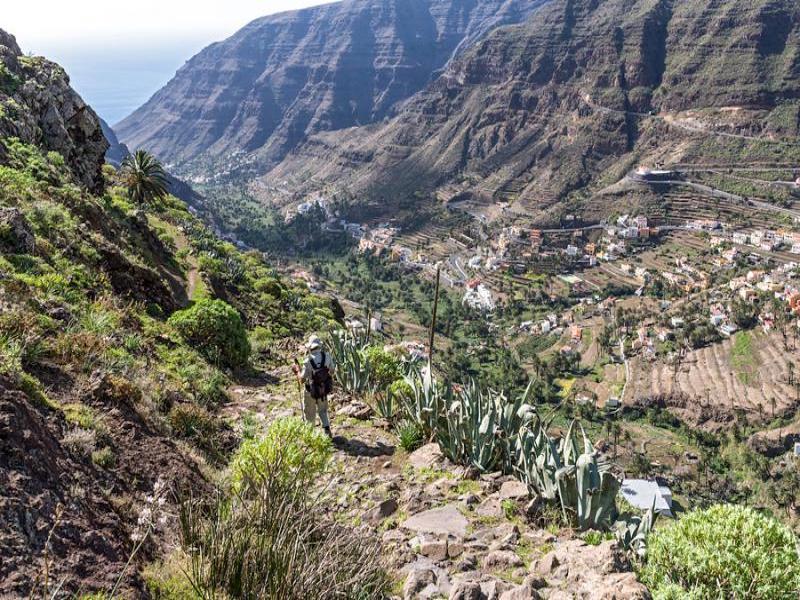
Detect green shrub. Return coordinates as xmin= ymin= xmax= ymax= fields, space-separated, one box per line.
xmin=91 ymin=446 xmax=115 ymax=468
xmin=362 ymin=345 xmax=403 ymax=389
xmin=168 ymin=299 xmax=250 ymax=368
xmin=396 ymin=419 xmax=423 ymax=452
xmin=229 ymin=417 xmax=332 ymax=488
xmin=180 ymin=450 xmax=388 ymax=599
xmin=640 ymin=504 xmax=800 ymax=599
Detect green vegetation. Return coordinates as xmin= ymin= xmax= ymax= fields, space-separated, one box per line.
xmin=641 ymin=505 xmax=800 ymax=599
xmin=120 ymin=150 xmax=169 ymax=206
xmin=229 ymin=417 xmax=333 ymax=488
xmin=168 ymin=299 xmax=251 ymax=369
xmin=730 ymin=331 xmax=759 ymax=385
xmin=179 ymin=418 xmax=386 ymax=599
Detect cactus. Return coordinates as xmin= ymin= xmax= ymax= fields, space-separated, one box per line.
xmin=401 ymin=362 xmax=450 ymax=438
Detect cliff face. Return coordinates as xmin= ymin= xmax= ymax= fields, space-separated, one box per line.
xmin=263 ymin=0 xmax=800 ymax=212
xmin=114 ymin=0 xmax=548 ymax=176
xmin=0 ymin=30 xmax=108 ymax=192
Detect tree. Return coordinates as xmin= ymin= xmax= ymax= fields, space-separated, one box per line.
xmin=120 ymin=150 xmax=169 ymax=205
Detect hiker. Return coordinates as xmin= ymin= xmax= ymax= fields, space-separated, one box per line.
xmin=293 ymin=334 xmax=334 ymax=437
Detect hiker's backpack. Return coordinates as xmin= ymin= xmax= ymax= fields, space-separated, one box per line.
xmin=307 ymin=351 xmax=333 ymax=400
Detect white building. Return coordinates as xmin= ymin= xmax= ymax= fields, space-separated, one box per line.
xmin=732 ymin=232 xmax=749 ymax=245
xmin=620 ymin=479 xmax=673 ymax=517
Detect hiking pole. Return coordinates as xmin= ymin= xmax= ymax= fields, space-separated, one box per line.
xmin=292 ymin=357 xmax=303 ymax=416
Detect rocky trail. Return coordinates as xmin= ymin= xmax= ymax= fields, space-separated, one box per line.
xmin=224 ymin=372 xmax=649 ymax=600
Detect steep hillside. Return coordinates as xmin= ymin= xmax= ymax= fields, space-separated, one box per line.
xmin=264 ymin=0 xmax=800 ymax=218
xmin=115 ymin=0 xmax=548 ymax=177
xmin=0 ymin=30 xmax=337 ymax=596
xmin=0 ymin=30 xmax=108 ymax=192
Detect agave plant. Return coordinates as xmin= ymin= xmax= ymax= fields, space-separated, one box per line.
xmin=516 ymin=419 xmax=620 ymax=530
xmin=440 ymin=381 xmax=537 ymax=473
xmin=326 ymin=330 xmax=372 ymax=395
xmin=615 ymin=501 xmax=658 ymax=559
xmin=401 ymin=362 xmax=450 ymax=439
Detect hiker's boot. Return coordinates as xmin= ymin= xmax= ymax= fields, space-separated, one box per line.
xmin=323 ymin=426 xmax=333 ymax=438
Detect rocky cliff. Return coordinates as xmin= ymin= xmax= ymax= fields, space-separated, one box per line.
xmin=115 ymin=0 xmax=549 ymax=177
xmin=0 ymin=30 xmax=108 ymax=193
xmin=263 ymin=0 xmax=800 ymax=215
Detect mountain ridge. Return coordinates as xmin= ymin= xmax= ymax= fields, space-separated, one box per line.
xmin=259 ymin=0 xmax=800 ymax=217
xmin=115 ymin=0 xmax=550 ymax=177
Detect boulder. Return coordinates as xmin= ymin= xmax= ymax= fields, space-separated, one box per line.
xmin=402 ymin=504 xmax=469 ymax=538
xmin=0 ymin=208 xmax=35 ymax=254
xmin=404 ymin=567 xmax=437 ymax=600
xmin=586 ymin=572 xmax=650 ymax=600
xmin=408 ymin=443 xmax=444 ymax=469
xmin=363 ymin=498 xmax=398 ymax=525
xmin=499 ymin=575 xmax=544 ymax=600
xmin=337 ymin=400 xmax=373 ymax=419
xmin=476 ymin=496 xmax=504 ymax=518
xmin=449 ymin=580 xmax=484 ymax=600
xmin=483 ymin=550 xmax=524 ymax=570
xmin=498 ymin=480 xmax=529 ymax=500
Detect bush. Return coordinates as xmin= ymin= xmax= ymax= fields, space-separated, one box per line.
xmin=640 ymin=504 xmax=800 ymax=599
xmin=362 ymin=345 xmax=403 ymax=389
xmin=92 ymin=446 xmax=115 ymax=468
xmin=396 ymin=419 xmax=423 ymax=452
xmin=180 ymin=453 xmax=388 ymax=599
xmin=168 ymin=299 xmax=250 ymax=368
xmin=229 ymin=417 xmax=332 ymax=488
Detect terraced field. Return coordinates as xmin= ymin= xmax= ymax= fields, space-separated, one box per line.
xmin=626 ymin=330 xmax=798 ymax=427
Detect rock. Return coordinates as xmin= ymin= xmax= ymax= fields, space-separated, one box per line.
xmin=498 ymin=480 xmax=528 ymax=500
xmin=0 ymin=208 xmax=35 ymax=254
xmin=363 ymin=498 xmax=398 ymax=525
xmin=461 ymin=493 xmax=480 ymax=506
xmin=402 ymin=558 xmax=452 ymax=599
xmin=420 ymin=538 xmax=448 ymax=561
xmin=449 ymin=580 xmax=484 ymax=600
xmin=499 ymin=575 xmax=544 ymax=600
xmin=337 ymin=400 xmax=373 ymax=419
xmin=587 ymin=572 xmax=650 ymax=600
xmin=382 ymin=529 xmax=406 ymax=544
xmin=448 ymin=539 xmax=465 ymax=558
xmin=402 ymin=504 xmax=469 ymax=538
xmin=480 ymin=578 xmax=513 ymax=600
xmin=483 ymin=550 xmax=524 ymax=570
xmin=476 ymin=496 xmax=504 ymax=519
xmin=454 ymin=554 xmax=478 ymax=572
xmin=531 ymin=552 xmax=559 ymax=576
xmin=404 ymin=568 xmax=436 ymax=600
xmin=408 ymin=443 xmax=444 ymax=469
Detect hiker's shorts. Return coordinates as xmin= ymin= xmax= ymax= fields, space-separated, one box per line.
xmin=302 ymin=389 xmax=330 ymax=428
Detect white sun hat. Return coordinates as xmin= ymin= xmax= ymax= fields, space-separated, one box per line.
xmin=305 ymin=334 xmax=323 ymax=350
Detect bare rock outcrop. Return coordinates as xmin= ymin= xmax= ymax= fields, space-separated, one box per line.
xmin=0 ymin=29 xmax=108 ymax=192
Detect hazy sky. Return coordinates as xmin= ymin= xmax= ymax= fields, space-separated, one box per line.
xmin=6 ymin=1 xmax=331 ymax=50
xmin=4 ymin=1 xmax=334 ymax=123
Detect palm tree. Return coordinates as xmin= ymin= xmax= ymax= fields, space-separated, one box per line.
xmin=120 ymin=150 xmax=169 ymax=205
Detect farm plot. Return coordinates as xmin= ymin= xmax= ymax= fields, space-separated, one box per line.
xmin=626 ymin=330 xmax=798 ymax=428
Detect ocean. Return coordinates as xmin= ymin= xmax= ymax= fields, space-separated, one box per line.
xmin=35 ymin=39 xmax=211 ymax=126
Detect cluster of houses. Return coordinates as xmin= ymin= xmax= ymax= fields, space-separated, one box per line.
xmin=519 ymin=313 xmax=564 ymax=337
xmin=463 ymin=278 xmax=497 ymax=311
xmin=726 ymin=228 xmax=800 ymax=254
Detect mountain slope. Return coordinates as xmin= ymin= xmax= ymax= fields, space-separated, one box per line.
xmin=0 ymin=30 xmax=338 ymax=596
xmin=115 ymin=0 xmax=549 ymax=177
xmin=263 ymin=0 xmax=800 ymax=217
